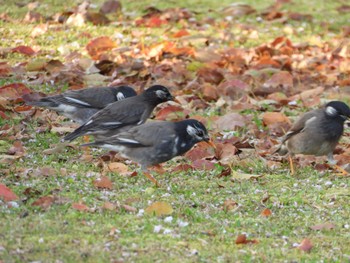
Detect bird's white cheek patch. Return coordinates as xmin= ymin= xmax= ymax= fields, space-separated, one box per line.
xmin=116 ymin=92 xmax=125 ymax=101
xmin=156 ymin=90 xmax=167 ymax=98
xmin=326 ymin=106 xmax=337 ymax=116
xmin=186 ymin=125 xmax=197 ymax=137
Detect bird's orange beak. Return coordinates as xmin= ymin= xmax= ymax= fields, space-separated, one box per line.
xmin=206 ymin=139 xmax=216 ymax=149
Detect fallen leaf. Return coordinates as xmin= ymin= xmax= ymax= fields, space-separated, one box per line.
xmin=260 ymin=208 xmax=272 ymax=217
xmin=192 ymin=159 xmax=215 ymax=170
xmin=213 ymin=113 xmax=247 ymax=131
xmin=72 ymin=202 xmax=90 ymax=212
xmin=107 ymin=162 xmax=130 ymax=175
xmin=122 ymin=204 xmax=137 ymax=213
xmin=0 ymin=83 xmax=32 ymax=102
xmin=223 ymin=199 xmax=238 ymax=211
xmin=93 ymin=176 xmax=113 ymax=190
xmin=86 ymin=36 xmax=117 ymax=60
xmin=235 ymin=234 xmax=258 ymax=245
xmin=172 ymin=29 xmax=190 ymax=38
xmin=32 ymin=195 xmax=55 ymax=209
xmin=310 ymin=223 xmax=335 ymax=231
xmin=262 ymin=112 xmax=291 ymax=126
xmin=298 ymin=238 xmax=313 ymax=253
xmin=8 ymin=141 xmax=25 ymax=156
xmin=102 ymin=201 xmax=117 ymax=211
xmin=145 ymin=201 xmax=173 ymax=216
xmin=11 ymin=45 xmax=36 ymax=56
xmin=231 ymin=170 xmax=263 ymax=180
xmin=0 ymin=184 xmax=19 ymax=202
xmin=100 ymin=0 xmax=121 ymax=14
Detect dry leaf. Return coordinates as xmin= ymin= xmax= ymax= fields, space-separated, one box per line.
xmin=100 ymin=0 xmax=121 ymax=14
xmin=107 ymin=162 xmax=130 ymax=175
xmin=223 ymin=199 xmax=238 ymax=211
xmin=102 ymin=202 xmax=117 ymax=211
xmin=298 ymin=238 xmax=313 ymax=253
xmin=260 ymin=208 xmax=272 ymax=217
xmin=145 ymin=201 xmax=173 ymax=216
xmin=235 ymin=234 xmax=258 ymax=245
xmin=310 ymin=223 xmax=335 ymax=231
xmin=0 ymin=183 xmax=19 ymax=202
xmin=72 ymin=202 xmax=90 ymax=212
xmin=122 ymin=204 xmax=137 ymax=213
xmin=86 ymin=36 xmax=117 ymax=60
xmin=262 ymin=112 xmax=291 ymax=126
xmin=93 ymin=176 xmax=113 ymax=190
xmin=32 ymin=195 xmax=55 ymax=209
xmin=231 ymin=170 xmax=263 ymax=180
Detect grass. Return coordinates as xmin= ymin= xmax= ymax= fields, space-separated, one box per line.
xmin=1 ymin=0 xmax=350 ymax=262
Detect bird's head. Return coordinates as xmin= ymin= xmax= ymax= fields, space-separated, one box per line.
xmin=144 ymin=85 xmax=174 ymax=102
xmin=184 ymin=119 xmax=215 ymax=148
xmin=325 ymin=101 xmax=350 ymax=121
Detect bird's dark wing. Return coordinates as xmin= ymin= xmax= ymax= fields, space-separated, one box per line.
xmin=57 ymin=87 xmax=117 ymax=109
xmin=282 ymin=109 xmax=320 ymax=143
xmin=98 ymin=121 xmax=175 ymax=147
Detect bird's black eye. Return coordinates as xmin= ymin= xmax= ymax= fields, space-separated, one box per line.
xmin=196 ymin=130 xmax=204 ymax=137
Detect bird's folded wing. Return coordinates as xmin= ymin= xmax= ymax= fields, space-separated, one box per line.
xmin=282 ymin=110 xmax=318 ymax=143
xmin=59 ymin=88 xmax=113 ymax=108
xmin=82 ymin=100 xmax=147 ymax=130
xmin=103 ymin=122 xmax=174 ymax=147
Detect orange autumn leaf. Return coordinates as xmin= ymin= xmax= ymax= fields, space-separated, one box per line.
xmin=72 ymin=202 xmax=90 ymax=212
xmin=93 ymin=176 xmax=113 ymax=190
xmin=260 ymin=208 xmax=272 ymax=217
xmin=298 ymin=238 xmax=313 ymax=253
xmin=86 ymin=36 xmax=116 ymax=60
xmin=0 ymin=184 xmax=19 ymax=202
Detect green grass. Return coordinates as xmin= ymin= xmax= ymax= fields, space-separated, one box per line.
xmin=1 ymin=0 xmax=350 ymax=262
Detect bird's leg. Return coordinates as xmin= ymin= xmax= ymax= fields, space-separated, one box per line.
xmin=327 ymin=153 xmax=348 ymax=176
xmin=83 ymin=135 xmax=91 ymax=154
xmin=289 ymin=155 xmax=295 ymax=175
xmin=141 ymin=166 xmax=160 ymax=187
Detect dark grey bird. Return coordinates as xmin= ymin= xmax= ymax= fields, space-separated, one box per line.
xmin=82 ymin=119 xmax=215 ymax=185
xmin=64 ymin=85 xmax=174 ymax=142
xmin=275 ymin=101 xmax=350 ymax=174
xmin=24 ymin=85 xmax=137 ymax=124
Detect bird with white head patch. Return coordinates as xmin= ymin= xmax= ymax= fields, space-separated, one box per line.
xmin=24 ymin=85 xmax=137 ymax=124
xmin=275 ymin=100 xmax=350 ymax=174
xmin=64 ymin=85 xmax=174 ymax=141
xmin=81 ymin=119 xmax=215 ymax=185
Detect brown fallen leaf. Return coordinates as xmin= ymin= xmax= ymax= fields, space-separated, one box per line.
xmin=0 ymin=183 xmax=19 ymax=202
xmin=100 ymin=0 xmax=121 ymax=14
xmin=86 ymin=36 xmax=117 ymax=60
xmin=122 ymin=204 xmax=137 ymax=213
xmin=235 ymin=234 xmax=258 ymax=245
xmin=298 ymin=238 xmax=313 ymax=253
xmin=102 ymin=201 xmax=117 ymax=211
xmin=93 ymin=176 xmax=113 ymax=190
xmin=72 ymin=202 xmax=90 ymax=212
xmin=260 ymin=208 xmax=272 ymax=217
xmin=310 ymin=223 xmax=335 ymax=231
xmin=11 ymin=45 xmax=36 ymax=56
xmin=262 ymin=112 xmax=291 ymax=126
xmin=223 ymin=199 xmax=238 ymax=211
xmin=145 ymin=201 xmax=173 ymax=216
xmin=106 ymin=162 xmax=130 ymax=175
xmin=32 ymin=195 xmax=55 ymax=209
